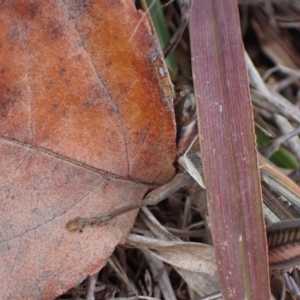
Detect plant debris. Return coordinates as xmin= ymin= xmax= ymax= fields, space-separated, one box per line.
xmin=57 ymin=1 xmax=300 ymax=299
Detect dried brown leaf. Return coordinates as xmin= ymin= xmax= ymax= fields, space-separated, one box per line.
xmin=0 ymin=1 xmax=176 ymax=298
xmin=126 ymin=234 xmax=218 ymax=296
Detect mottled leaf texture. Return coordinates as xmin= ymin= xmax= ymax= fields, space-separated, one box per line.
xmin=190 ymin=0 xmax=270 ymax=299
xmin=0 ymin=1 xmax=176 ymax=299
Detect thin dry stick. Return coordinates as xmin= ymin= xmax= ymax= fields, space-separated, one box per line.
xmin=86 ymin=273 xmax=98 ymax=300
xmin=108 ymin=257 xmax=138 ymax=296
xmin=163 ymin=0 xmax=190 ymax=57
xmin=274 ymin=115 xmax=300 ymax=162
xmin=66 ymin=173 xmax=193 ymax=231
xmin=260 ymin=125 xmax=300 ymax=158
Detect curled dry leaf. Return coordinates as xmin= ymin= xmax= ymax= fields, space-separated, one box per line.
xmin=0 ymin=1 xmax=176 ymax=299
xmin=126 ymin=234 xmax=219 ymax=296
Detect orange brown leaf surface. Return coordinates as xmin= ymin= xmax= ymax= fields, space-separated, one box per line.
xmin=0 ymin=1 xmax=176 ymax=299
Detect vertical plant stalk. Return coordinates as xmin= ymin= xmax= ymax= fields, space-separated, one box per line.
xmin=190 ymin=1 xmax=270 ymax=299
